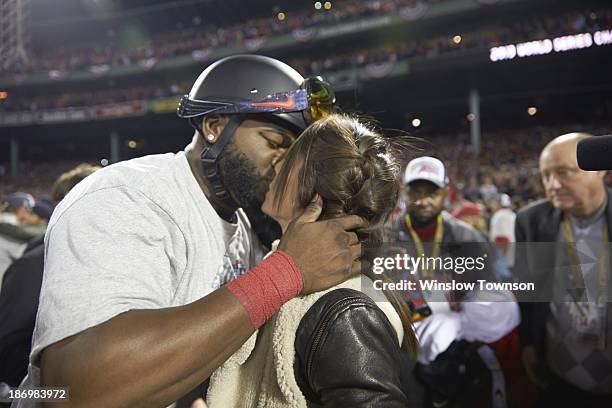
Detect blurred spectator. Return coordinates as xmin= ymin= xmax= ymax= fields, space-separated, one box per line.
xmin=2 ymin=193 xmax=35 ymax=226
xmin=452 ymin=201 xmax=488 ymax=234
xmin=516 ymin=133 xmax=612 ymax=406
xmin=30 ymin=198 xmax=55 ymax=226
xmin=51 ymin=163 xmax=103 ymax=202
xmin=0 ymin=163 xmax=99 ymax=388
xmin=0 ymin=161 xmax=99 ymax=203
xmin=0 ymin=193 xmax=38 ymax=284
xmin=393 ymin=156 xmax=519 ymax=407
xmin=479 ymin=175 xmax=498 ymax=203
xmin=452 ymin=200 xmax=513 ymax=282
xmin=488 ymin=193 xmax=516 ymax=269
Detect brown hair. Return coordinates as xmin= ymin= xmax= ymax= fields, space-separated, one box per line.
xmin=273 ymin=113 xmax=418 ymax=358
xmin=52 ymin=163 xmax=101 ymax=202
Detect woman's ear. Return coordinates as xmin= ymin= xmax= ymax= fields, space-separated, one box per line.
xmin=202 ymin=115 xmax=230 ymax=144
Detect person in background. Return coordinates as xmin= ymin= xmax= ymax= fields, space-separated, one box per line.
xmin=452 ymin=201 xmax=488 ymax=236
xmin=28 ymin=199 xmax=55 ymax=228
xmin=1 ymin=194 xmax=35 ymax=227
xmin=393 ymin=156 xmax=519 ymax=408
xmin=488 ymin=193 xmax=516 ymax=270
xmin=0 ymin=194 xmax=38 ymax=284
xmin=479 ymin=174 xmax=498 ymax=203
xmin=516 ymin=132 xmax=612 ymax=407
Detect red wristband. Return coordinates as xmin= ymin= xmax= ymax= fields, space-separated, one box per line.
xmin=226 ymin=251 xmax=303 ymax=329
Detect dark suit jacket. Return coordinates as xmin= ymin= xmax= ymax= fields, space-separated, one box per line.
xmin=515 ymin=189 xmax=612 ymax=354
xmin=0 ymin=235 xmax=44 ymax=386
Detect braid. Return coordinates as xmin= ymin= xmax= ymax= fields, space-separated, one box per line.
xmin=276 ymin=113 xmax=418 ymax=359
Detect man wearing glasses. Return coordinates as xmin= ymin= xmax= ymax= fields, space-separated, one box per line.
xmin=517 ymin=132 xmax=612 ymax=406
xmin=13 ymin=55 xmax=365 ymax=407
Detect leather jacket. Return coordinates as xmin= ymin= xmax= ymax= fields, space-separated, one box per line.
xmin=294 ymin=288 xmax=415 ymax=407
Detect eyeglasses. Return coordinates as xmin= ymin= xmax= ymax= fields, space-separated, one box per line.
xmin=177 ymin=76 xmax=335 ymax=125
xmin=540 ymin=166 xmax=582 ymax=183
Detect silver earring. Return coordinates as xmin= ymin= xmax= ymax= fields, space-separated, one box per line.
xmin=206 ymin=134 xmax=215 ymax=142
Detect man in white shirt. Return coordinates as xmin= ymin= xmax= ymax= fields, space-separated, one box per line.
xmin=15 ymin=55 xmax=365 ymax=407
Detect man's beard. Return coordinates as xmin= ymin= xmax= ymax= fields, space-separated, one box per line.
xmin=217 ymin=141 xmax=282 ymax=247
xmin=408 ymin=210 xmax=439 ymax=227
xmin=217 ymin=140 xmax=269 ymax=211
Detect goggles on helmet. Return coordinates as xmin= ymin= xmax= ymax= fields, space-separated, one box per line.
xmin=177 ymin=76 xmax=335 ymax=125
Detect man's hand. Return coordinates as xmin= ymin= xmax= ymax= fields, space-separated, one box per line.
xmin=277 ymin=195 xmax=367 ymax=295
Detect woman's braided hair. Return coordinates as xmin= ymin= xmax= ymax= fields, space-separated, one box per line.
xmin=273 ymin=113 xmax=418 ymax=357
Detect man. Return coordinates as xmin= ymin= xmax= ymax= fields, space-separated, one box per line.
xmin=1 ymin=193 xmax=35 ymax=227
xmin=14 ymin=55 xmax=364 ymax=407
xmin=516 ymin=133 xmax=612 ymax=406
xmin=0 ymin=193 xmax=38 ymax=284
xmin=0 ymin=164 xmax=98 ymax=389
xmin=452 ymin=201 xmax=488 ymax=235
xmin=393 ymin=156 xmax=519 ymax=407
xmin=27 ymin=199 xmax=54 ymax=228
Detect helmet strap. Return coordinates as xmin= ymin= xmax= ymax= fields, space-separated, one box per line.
xmin=200 ymin=114 xmax=244 ymax=222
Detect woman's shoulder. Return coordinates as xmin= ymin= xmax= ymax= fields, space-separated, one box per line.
xmin=295 ymin=285 xmax=401 ymax=350
xmin=292 ymin=286 xmax=412 ymax=406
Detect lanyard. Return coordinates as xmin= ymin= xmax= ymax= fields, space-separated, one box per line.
xmin=561 ymin=212 xmax=609 ymax=312
xmin=405 ymin=213 xmax=444 ymax=279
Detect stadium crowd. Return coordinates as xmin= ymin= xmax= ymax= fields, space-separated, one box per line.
xmin=1 ymin=4 xmax=609 ymax=79
xmin=2 ymin=0 xmax=434 ymax=75
xmin=3 ymin=122 xmax=610 ymax=212
xmin=294 ymin=7 xmax=612 ymax=75
xmin=2 ymin=7 xmax=610 ymax=113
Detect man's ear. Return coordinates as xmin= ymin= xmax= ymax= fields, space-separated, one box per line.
xmin=440 ymin=186 xmax=449 ymax=199
xmin=202 ymin=115 xmax=230 ymax=144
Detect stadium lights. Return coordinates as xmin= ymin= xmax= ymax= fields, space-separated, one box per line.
xmin=411 ymin=118 xmax=421 ymax=128
xmin=324 ymin=1 xmax=332 ymax=10
xmin=314 ymin=2 xmax=322 ymax=10
xmin=527 ymin=107 xmax=537 ymax=116
xmin=453 ymin=35 xmax=462 ymax=44
xmin=277 ymin=12 xmax=286 ymax=21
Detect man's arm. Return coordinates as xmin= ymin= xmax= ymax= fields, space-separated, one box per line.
xmin=41 ymin=286 xmax=253 ymax=407
xmin=40 ymin=196 xmax=365 ymax=407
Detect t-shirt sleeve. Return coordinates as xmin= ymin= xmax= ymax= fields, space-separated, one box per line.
xmin=31 ymin=186 xmax=184 ymax=366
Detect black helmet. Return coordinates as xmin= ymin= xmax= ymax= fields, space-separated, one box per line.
xmin=177 ymin=54 xmax=336 ymax=221
xmin=179 ymin=54 xmax=310 ymax=133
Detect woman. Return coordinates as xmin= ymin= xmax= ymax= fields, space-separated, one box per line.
xmin=206 ymin=114 xmax=418 ymax=407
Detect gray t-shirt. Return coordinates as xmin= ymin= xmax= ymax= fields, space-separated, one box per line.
xmin=14 ymin=151 xmax=260 ymax=406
